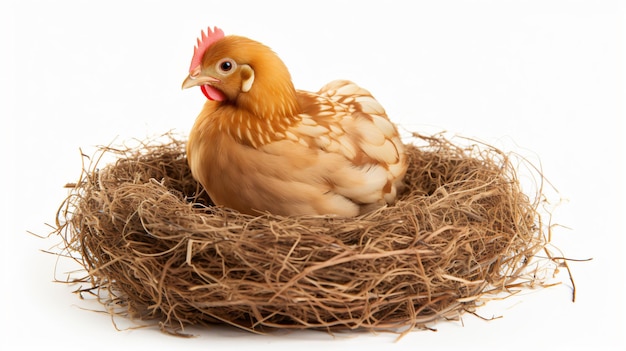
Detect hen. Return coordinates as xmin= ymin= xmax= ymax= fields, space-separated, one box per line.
xmin=182 ymin=26 xmax=407 ymax=217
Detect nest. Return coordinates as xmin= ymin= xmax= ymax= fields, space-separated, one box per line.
xmin=55 ymin=132 xmax=554 ymax=335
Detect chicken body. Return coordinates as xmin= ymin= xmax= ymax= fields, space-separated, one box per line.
xmin=183 ymin=28 xmax=407 ymax=216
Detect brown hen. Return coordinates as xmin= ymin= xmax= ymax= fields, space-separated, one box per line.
xmin=182 ymin=27 xmax=407 ymax=216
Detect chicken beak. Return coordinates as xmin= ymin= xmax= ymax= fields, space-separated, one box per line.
xmin=181 ymin=74 xmax=220 ymax=90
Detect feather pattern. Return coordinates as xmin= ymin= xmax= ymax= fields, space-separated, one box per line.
xmin=188 ymin=80 xmax=407 ymax=216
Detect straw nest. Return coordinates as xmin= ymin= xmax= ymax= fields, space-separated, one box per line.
xmin=55 ymin=132 xmax=554 ymax=335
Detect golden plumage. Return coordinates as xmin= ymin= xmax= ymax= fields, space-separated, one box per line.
xmin=182 ymin=28 xmax=407 ymax=216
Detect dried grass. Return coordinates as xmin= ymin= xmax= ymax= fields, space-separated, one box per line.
xmin=53 ymin=132 xmax=558 ymax=335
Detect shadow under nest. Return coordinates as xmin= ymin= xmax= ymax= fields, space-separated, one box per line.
xmin=55 ymin=132 xmax=550 ymax=335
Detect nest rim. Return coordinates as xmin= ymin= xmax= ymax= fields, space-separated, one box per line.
xmin=54 ymin=132 xmax=553 ymax=335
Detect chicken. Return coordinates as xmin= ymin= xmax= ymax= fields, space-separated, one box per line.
xmin=181 ymin=26 xmax=407 ymax=217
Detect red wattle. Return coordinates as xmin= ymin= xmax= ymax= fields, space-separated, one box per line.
xmin=201 ymin=85 xmax=225 ymax=101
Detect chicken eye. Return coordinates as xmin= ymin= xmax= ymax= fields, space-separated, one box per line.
xmin=221 ymin=61 xmax=232 ymax=71
xmin=216 ymin=58 xmax=237 ymax=75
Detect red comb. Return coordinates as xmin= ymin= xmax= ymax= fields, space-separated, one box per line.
xmin=189 ymin=26 xmax=225 ymax=73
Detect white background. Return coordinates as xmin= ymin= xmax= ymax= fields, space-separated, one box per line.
xmin=2 ymin=0 xmax=624 ymax=349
